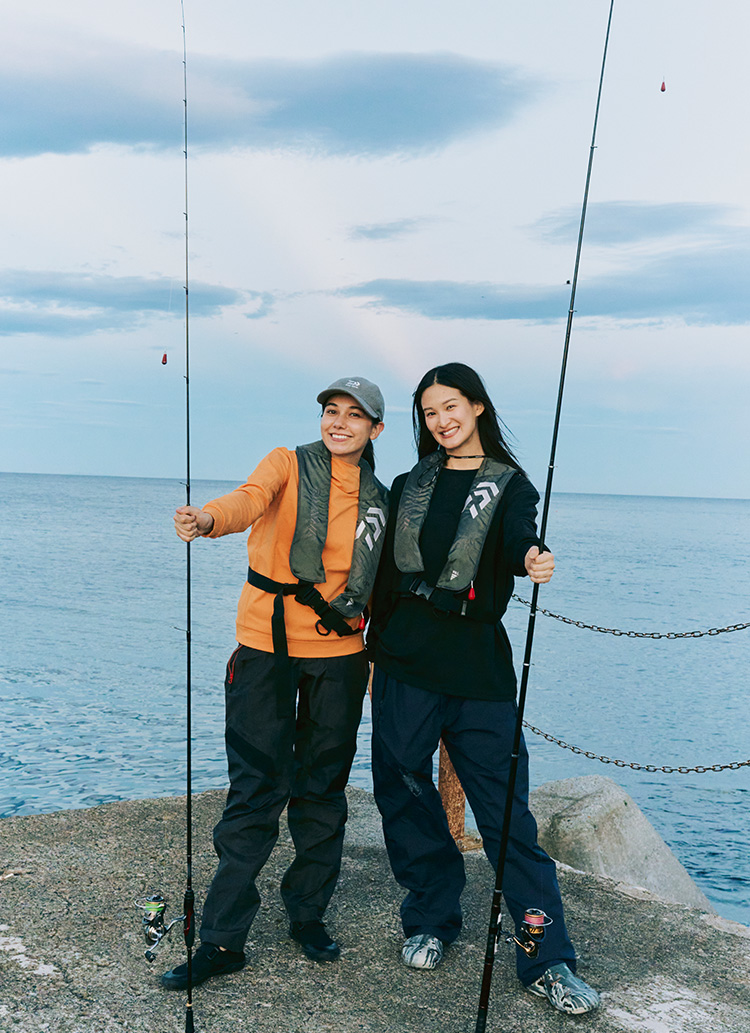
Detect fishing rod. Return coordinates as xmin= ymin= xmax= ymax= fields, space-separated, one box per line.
xmin=136 ymin=5 xmax=196 ymax=1031
xmin=180 ymin=2 xmax=197 ymax=1028
xmin=473 ymin=2 xmax=615 ymax=1030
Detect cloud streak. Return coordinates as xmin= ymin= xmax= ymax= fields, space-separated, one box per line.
xmin=349 ymin=217 xmax=437 ymax=241
xmin=535 ymin=201 xmax=741 ymax=246
xmin=337 ymin=239 xmax=750 ymax=326
xmin=0 ymin=271 xmax=243 ymax=335
xmin=0 ymin=39 xmax=540 ymax=158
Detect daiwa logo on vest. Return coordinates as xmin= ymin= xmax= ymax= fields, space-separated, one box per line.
xmin=463 ymin=481 xmax=500 ymax=519
xmin=355 ymin=507 xmax=386 ymax=550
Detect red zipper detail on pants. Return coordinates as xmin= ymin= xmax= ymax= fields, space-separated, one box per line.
xmin=227 ymin=645 xmax=242 ymax=684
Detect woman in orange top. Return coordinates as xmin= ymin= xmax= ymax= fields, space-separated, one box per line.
xmin=162 ymin=378 xmax=386 ymax=991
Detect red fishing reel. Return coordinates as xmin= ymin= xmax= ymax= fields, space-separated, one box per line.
xmin=513 ymin=908 xmax=553 ymax=958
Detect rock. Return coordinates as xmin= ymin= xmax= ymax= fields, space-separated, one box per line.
xmin=530 ymin=774 xmax=715 ymax=912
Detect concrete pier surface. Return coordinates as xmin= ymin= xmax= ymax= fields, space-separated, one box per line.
xmin=0 ymin=787 xmax=747 ymax=1033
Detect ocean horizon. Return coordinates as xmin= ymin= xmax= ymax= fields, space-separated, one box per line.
xmin=4 ymin=466 xmax=749 ymax=502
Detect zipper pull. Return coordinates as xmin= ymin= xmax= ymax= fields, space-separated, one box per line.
xmin=358 ymin=615 xmax=366 ymax=630
xmin=468 ymin=581 xmax=476 ymax=601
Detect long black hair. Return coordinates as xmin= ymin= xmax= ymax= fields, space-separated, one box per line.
xmin=412 ymin=362 xmax=524 ymax=473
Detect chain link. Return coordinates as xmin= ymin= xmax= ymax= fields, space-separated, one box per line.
xmin=512 ymin=595 xmax=750 ymax=639
xmin=522 ymin=721 xmax=750 ymax=774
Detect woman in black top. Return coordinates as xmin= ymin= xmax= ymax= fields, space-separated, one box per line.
xmin=369 ymin=363 xmax=599 ymax=1016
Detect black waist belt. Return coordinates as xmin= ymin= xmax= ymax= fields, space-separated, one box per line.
xmin=247 ymin=566 xmax=362 ymax=718
xmin=398 ymin=574 xmax=497 ymax=624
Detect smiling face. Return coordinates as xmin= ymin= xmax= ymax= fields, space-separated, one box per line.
xmin=420 ymin=382 xmax=484 ymax=456
xmin=320 ymin=394 xmax=384 ymax=464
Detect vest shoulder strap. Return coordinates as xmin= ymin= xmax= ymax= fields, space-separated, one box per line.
xmin=331 ymin=458 xmax=388 ymax=617
xmin=289 ymin=440 xmax=331 ymax=584
xmin=437 ymin=463 xmax=515 ymax=590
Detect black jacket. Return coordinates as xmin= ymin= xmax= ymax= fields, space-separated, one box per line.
xmin=368 ymin=465 xmax=541 ymax=701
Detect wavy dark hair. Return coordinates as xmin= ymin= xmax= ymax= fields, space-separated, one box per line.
xmin=412 ymin=362 xmax=523 ymax=473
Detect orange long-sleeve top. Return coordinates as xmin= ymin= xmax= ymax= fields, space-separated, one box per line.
xmin=203 ymin=446 xmax=364 ymax=657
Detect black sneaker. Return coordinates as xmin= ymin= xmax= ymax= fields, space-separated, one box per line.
xmin=161 ymin=942 xmax=245 ymax=990
xmin=289 ymin=920 xmax=340 ymax=963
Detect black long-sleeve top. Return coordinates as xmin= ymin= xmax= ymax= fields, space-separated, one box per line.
xmin=369 ymin=465 xmax=541 ymax=701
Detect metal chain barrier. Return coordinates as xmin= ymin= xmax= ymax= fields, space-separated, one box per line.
xmin=522 ymin=721 xmax=750 ymax=774
xmin=511 ymin=600 xmax=749 ymax=772
xmin=512 ymin=595 xmax=750 ymax=639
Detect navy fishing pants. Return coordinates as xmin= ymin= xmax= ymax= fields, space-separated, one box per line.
xmin=200 ymin=645 xmax=368 ymax=953
xmin=371 ymin=666 xmax=577 ymax=984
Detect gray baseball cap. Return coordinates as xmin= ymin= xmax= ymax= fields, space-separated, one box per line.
xmin=317 ymin=377 xmax=385 ymax=422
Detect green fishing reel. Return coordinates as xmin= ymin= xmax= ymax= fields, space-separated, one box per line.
xmin=135 ymin=893 xmax=185 ymax=962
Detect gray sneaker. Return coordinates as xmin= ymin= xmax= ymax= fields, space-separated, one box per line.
xmin=526 ymin=962 xmax=600 ymax=1014
xmin=401 ymin=934 xmax=444 ymax=970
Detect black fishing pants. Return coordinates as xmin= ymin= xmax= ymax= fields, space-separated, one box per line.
xmin=371 ymin=666 xmax=577 ymax=985
xmin=200 ymin=645 xmax=368 ymax=953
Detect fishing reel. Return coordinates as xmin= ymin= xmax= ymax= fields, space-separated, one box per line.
xmin=509 ymin=908 xmax=553 ymax=959
xmin=135 ymin=893 xmax=186 ymax=962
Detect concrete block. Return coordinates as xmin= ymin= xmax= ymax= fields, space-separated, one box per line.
xmin=530 ymin=774 xmax=715 ymax=912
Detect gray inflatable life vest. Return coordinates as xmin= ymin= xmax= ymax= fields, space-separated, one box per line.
xmin=394 ymin=451 xmax=515 ymax=593
xmin=290 ymin=439 xmax=389 ymax=618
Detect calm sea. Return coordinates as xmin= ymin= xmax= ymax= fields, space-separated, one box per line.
xmin=1 ymin=472 xmax=748 ymax=924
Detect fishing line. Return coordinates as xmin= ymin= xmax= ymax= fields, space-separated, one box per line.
xmin=473 ymin=2 xmax=615 ymax=1029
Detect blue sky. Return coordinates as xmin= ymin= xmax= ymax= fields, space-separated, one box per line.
xmin=2 ymin=0 xmax=749 ymax=497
